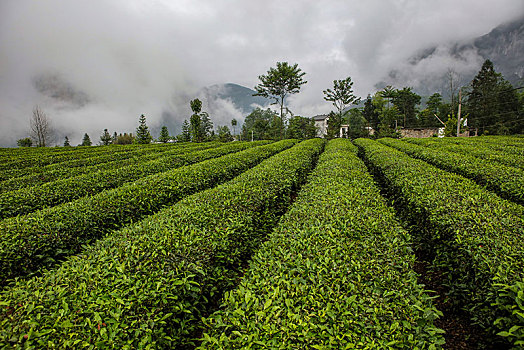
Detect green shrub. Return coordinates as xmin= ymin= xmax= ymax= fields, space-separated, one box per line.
xmin=355 ymin=138 xmax=524 ymax=348
xmin=0 ymin=142 xmax=221 ymax=192
xmin=379 ymin=137 xmax=524 ymax=205
xmin=0 ymin=140 xmax=289 ymax=285
xmin=200 ymin=139 xmax=444 ymax=349
xmin=405 ymin=137 xmax=524 ymax=170
xmin=0 ymin=142 xmax=265 ymax=218
xmin=0 ymin=139 xmax=324 ymax=348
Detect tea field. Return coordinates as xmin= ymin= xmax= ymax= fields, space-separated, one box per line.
xmin=0 ymin=136 xmax=522 ymax=349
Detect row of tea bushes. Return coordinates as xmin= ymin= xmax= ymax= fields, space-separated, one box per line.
xmin=0 ymin=142 xmax=220 ymax=187
xmin=200 ymin=139 xmax=445 ymax=349
xmin=0 ymin=140 xmax=292 ymax=285
xmin=0 ymin=143 xmax=149 ymax=173
xmin=0 ymin=139 xmax=325 ymax=348
xmin=405 ymin=138 xmax=524 ymax=170
xmin=413 ymin=136 xmax=524 ymax=157
xmin=0 ymin=143 xmax=221 ymax=193
xmin=378 ymin=138 xmax=524 ymax=205
xmin=355 ymin=138 xmax=524 ymax=348
xmin=0 ymin=142 xmax=264 ymax=219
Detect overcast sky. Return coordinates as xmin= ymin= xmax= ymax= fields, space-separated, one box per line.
xmin=0 ymin=0 xmax=522 ymax=146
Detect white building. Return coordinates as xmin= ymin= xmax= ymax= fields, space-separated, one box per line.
xmin=313 ymin=115 xmax=367 ymax=138
xmin=313 ymin=114 xmax=329 ymax=138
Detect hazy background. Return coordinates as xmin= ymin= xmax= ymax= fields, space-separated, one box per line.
xmin=1 ymin=0 xmax=522 ymax=146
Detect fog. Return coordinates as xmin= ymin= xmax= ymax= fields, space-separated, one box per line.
xmin=0 ymin=0 xmax=522 ymax=146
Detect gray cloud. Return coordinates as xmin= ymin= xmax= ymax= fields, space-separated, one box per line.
xmin=0 ymin=0 xmax=522 ymax=146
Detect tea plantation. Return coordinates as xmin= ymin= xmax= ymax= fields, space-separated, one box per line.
xmin=0 ymin=137 xmax=522 ymax=349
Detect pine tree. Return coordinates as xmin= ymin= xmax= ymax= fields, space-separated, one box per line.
xmin=100 ymin=129 xmax=112 ymax=145
xmin=135 ymin=114 xmax=152 ymax=144
xmin=159 ymin=126 xmax=170 ymax=143
xmin=81 ymin=133 xmax=92 ymax=146
xmin=181 ymin=120 xmax=191 ymax=142
xmin=63 ymin=136 xmax=71 ymax=147
xmin=466 ymin=59 xmax=522 ymax=134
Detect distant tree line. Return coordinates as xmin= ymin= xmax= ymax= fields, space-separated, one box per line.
xmin=16 ymin=59 xmax=523 ymax=148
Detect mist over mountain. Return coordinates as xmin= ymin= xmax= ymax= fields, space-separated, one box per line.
xmin=1 ymin=1 xmax=522 ymax=147
xmin=378 ymin=16 xmax=524 ymax=98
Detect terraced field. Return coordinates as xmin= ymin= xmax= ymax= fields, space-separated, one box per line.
xmin=0 ymin=137 xmax=522 ymax=349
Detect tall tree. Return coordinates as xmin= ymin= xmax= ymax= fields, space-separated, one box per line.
xmin=190 ymin=114 xmax=202 ymax=142
xmin=446 ymin=68 xmax=460 ymax=113
xmin=362 ymin=94 xmax=379 ymax=133
xmin=159 ymin=126 xmax=170 ymax=143
xmin=392 ymin=87 xmax=421 ymax=127
xmin=100 ymin=129 xmax=112 ymax=145
xmin=180 ymin=120 xmax=191 ymax=142
xmin=63 ymin=136 xmax=71 ymax=147
xmin=189 ymin=99 xmax=204 ymax=142
xmin=254 ymin=62 xmax=307 ymax=138
xmin=323 ymin=76 xmax=360 ymax=117
xmin=30 ymin=105 xmax=53 ymax=147
xmin=419 ymin=93 xmax=444 ymax=127
xmin=200 ymin=112 xmax=213 ymax=141
xmin=380 ymin=85 xmax=395 ymax=109
xmin=326 ymin=111 xmax=343 ymax=139
xmin=135 ymin=114 xmax=152 ymax=144
xmin=81 ymin=133 xmax=92 ymax=146
xmin=188 ymin=99 xmax=213 ymax=142
xmin=372 ymin=92 xmax=400 ymax=138
xmin=467 ymin=59 xmax=521 ymax=134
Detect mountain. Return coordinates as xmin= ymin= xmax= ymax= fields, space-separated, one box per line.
xmin=472 ymin=16 xmax=524 ymax=85
xmin=32 ymin=73 xmax=90 ymax=107
xmin=379 ymin=16 xmax=524 ymax=97
xmin=200 ymin=83 xmax=269 ymax=115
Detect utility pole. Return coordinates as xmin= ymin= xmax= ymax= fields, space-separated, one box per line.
xmin=456 ymin=88 xmax=462 ymax=137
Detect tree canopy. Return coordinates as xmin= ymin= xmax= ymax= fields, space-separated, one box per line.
xmin=323 ymin=77 xmax=360 ymax=116
xmin=466 ymin=59 xmax=521 ymax=135
xmin=254 ymin=62 xmax=307 ymax=138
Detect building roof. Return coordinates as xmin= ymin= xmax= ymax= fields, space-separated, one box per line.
xmin=312 ymin=114 xmax=329 ymax=121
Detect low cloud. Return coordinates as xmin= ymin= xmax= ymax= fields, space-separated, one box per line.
xmin=0 ymin=0 xmax=522 ymax=146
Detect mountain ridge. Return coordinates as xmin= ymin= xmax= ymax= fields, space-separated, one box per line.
xmin=379 ymin=16 xmax=524 ymax=97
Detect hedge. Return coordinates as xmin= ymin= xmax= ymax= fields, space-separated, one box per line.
xmin=405 ymin=138 xmax=524 ymax=169
xmin=200 ymin=138 xmax=445 ymax=349
xmin=0 ymin=142 xmax=262 ymax=219
xmin=0 ymin=139 xmax=324 ymax=348
xmin=378 ymin=137 xmax=524 ymax=205
xmin=0 ymin=140 xmax=289 ymax=285
xmin=407 ymin=136 xmax=524 ymax=158
xmin=0 ymin=142 xmax=220 ymax=193
xmin=355 ymin=138 xmax=524 ymax=348
xmin=0 ymin=144 xmax=138 ymax=173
